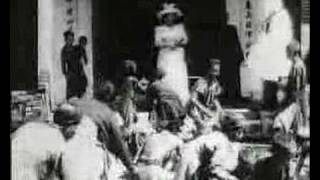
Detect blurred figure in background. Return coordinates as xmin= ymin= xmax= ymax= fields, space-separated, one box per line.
xmin=118 ymin=60 xmax=139 ymax=127
xmin=75 ymin=36 xmax=88 ymax=66
xmin=286 ymin=40 xmax=310 ymax=177
xmin=287 ymin=40 xmax=307 ymax=94
xmin=74 ymin=36 xmax=89 ymax=96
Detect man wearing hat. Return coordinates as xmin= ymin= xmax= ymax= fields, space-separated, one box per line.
xmin=189 ymin=58 xmax=224 ymax=132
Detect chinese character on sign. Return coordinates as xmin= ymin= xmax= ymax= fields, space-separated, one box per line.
xmin=67 ymin=8 xmax=73 ymax=15
xmin=65 ymin=0 xmax=75 ymax=30
xmin=244 ymin=0 xmax=252 ymax=58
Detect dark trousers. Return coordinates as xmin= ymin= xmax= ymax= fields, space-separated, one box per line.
xmin=66 ymin=72 xmax=87 ymax=99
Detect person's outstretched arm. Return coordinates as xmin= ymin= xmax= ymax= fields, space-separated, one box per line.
xmin=107 ymin=116 xmax=134 ymax=171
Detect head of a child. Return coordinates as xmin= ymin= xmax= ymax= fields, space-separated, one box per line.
xmin=79 ymin=36 xmax=88 ymax=47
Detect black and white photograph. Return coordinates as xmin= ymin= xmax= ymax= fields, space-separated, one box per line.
xmin=10 ymin=0 xmax=310 ymax=179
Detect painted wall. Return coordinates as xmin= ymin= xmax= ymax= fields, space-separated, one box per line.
xmin=38 ymin=0 xmax=93 ymax=108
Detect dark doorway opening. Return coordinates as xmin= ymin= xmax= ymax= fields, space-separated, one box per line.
xmin=10 ymin=0 xmax=38 ymax=90
xmin=92 ymin=0 xmax=155 ymax=89
xmin=92 ymin=0 xmax=242 ymax=100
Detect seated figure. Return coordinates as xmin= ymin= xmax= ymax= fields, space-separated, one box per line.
xmin=189 ymin=58 xmax=224 ymax=133
xmin=146 ymin=68 xmax=186 ymax=131
xmin=118 ymin=59 xmax=139 ymax=127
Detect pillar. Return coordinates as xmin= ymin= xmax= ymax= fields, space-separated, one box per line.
xmin=38 ymin=0 xmax=93 ymax=110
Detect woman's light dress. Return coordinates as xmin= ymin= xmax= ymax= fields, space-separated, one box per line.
xmin=155 ymin=23 xmax=190 ymax=106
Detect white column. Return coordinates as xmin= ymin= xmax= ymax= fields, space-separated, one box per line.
xmin=38 ymin=0 xmax=93 ymax=109
xmin=38 ymin=0 xmax=56 ymax=109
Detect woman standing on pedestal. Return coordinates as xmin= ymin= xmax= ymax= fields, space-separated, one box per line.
xmin=155 ymin=2 xmax=190 ymax=107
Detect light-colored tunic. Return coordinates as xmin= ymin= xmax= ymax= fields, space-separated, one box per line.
xmin=190 ymin=77 xmax=223 ymax=129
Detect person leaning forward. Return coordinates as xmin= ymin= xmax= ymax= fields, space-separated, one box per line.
xmin=67 ymin=97 xmax=135 ymax=172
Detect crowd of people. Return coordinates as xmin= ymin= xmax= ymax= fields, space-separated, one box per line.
xmin=11 ymin=2 xmax=309 ymax=180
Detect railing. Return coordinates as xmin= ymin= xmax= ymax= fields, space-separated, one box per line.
xmin=11 ymin=88 xmax=50 ymax=132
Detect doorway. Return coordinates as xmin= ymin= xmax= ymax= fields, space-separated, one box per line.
xmin=92 ymin=0 xmax=155 ymax=88
xmin=91 ymin=0 xmax=241 ymax=95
